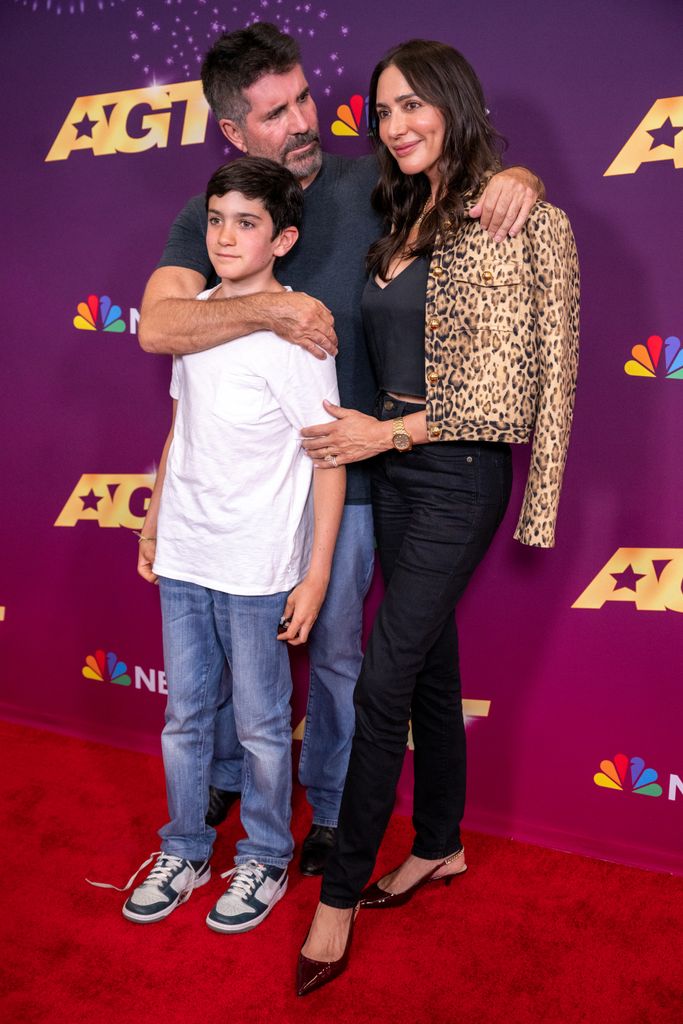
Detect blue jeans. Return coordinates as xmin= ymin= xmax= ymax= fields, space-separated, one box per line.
xmin=158 ymin=578 xmax=293 ymax=869
xmin=211 ymin=503 xmax=376 ymax=827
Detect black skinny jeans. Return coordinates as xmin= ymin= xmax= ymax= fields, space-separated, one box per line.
xmin=321 ymin=396 xmax=512 ymax=908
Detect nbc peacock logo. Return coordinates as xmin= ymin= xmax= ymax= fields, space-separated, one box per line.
xmin=624 ymin=334 xmax=683 ymax=379
xmin=594 ymin=754 xmax=663 ymax=797
xmin=73 ymin=294 xmax=126 ymax=333
xmin=331 ymin=94 xmax=368 ymax=137
xmin=82 ymin=649 xmax=132 ymax=687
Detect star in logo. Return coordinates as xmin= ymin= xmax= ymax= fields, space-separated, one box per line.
xmin=610 ymin=566 xmax=646 ymax=592
xmin=647 ymin=118 xmax=681 ymax=151
xmin=80 ymin=489 xmax=102 ymax=511
xmin=73 ymin=113 xmax=98 ymax=139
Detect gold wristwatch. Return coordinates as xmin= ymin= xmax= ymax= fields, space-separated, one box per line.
xmin=391 ymin=417 xmax=413 ymax=452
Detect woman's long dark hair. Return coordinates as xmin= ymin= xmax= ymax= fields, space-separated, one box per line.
xmin=367 ymin=39 xmax=505 ymax=279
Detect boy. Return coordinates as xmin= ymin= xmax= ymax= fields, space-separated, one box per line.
xmin=125 ymin=157 xmax=345 ymax=932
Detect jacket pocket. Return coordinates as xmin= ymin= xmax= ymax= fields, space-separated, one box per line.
xmin=447 ymin=257 xmax=522 ymax=334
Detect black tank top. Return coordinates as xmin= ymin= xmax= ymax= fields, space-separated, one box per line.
xmin=361 ymin=255 xmax=429 ymax=399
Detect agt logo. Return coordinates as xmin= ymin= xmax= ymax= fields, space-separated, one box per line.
xmin=624 ymin=334 xmax=683 ymax=379
xmin=55 ymin=474 xmax=155 ymax=529
xmin=82 ymin=649 xmax=166 ymax=695
xmin=331 ymin=94 xmax=369 ymax=137
xmin=73 ymin=294 xmax=139 ymax=335
xmin=605 ymin=96 xmax=683 ymax=176
xmin=46 ymin=81 xmax=210 ymax=162
xmin=594 ymin=753 xmax=682 ymax=802
xmin=572 ymin=549 xmax=683 ymax=613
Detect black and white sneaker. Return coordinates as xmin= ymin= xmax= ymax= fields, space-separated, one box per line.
xmin=122 ymin=852 xmax=210 ymax=924
xmin=206 ymin=859 xmax=288 ymax=933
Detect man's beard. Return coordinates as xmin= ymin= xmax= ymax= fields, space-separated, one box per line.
xmin=282 ymin=132 xmax=323 ymax=180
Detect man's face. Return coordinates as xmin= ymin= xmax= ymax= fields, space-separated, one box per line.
xmin=220 ymin=65 xmax=322 ymax=187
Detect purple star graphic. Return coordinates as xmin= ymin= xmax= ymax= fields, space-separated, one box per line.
xmin=80 ymin=489 xmax=102 ymax=511
xmin=73 ymin=114 xmax=98 ymax=139
xmin=647 ymin=118 xmax=681 ymax=150
xmin=610 ymin=566 xmax=646 ymax=592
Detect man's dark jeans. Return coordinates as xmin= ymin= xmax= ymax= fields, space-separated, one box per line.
xmin=321 ymin=397 xmax=512 ymax=908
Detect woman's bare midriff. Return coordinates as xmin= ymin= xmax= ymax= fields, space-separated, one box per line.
xmin=387 ymin=391 xmax=426 ymax=405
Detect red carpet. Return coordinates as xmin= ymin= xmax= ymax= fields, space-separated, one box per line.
xmin=2 ymin=719 xmax=682 ymax=1024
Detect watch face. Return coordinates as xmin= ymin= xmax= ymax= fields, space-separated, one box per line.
xmin=393 ymin=431 xmax=412 ymax=452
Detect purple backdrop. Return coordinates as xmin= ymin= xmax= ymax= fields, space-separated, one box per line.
xmin=2 ymin=0 xmax=682 ymax=875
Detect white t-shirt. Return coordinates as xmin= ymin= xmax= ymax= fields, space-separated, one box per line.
xmin=153 ymin=286 xmax=339 ymax=595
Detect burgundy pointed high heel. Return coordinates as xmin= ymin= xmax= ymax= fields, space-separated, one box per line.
xmin=359 ymin=848 xmax=467 ymax=909
xmin=296 ymin=906 xmax=359 ymax=997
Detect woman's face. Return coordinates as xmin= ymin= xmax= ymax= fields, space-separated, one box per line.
xmin=375 ymin=64 xmax=446 ymax=189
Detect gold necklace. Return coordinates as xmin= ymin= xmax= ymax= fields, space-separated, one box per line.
xmin=383 ymin=198 xmax=435 ymax=281
xmin=415 ymin=198 xmax=434 ymax=226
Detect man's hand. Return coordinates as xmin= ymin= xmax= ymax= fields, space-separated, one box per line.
xmin=138 ymin=266 xmax=337 ymax=358
xmin=137 ymin=538 xmax=158 ymax=584
xmin=276 ymin=575 xmax=328 ymax=645
xmin=469 ymin=167 xmax=543 ymax=243
xmin=301 ymin=401 xmax=386 ymax=465
xmin=266 ymin=291 xmax=337 ymax=359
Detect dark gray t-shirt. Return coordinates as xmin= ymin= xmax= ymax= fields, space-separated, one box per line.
xmin=158 ymin=153 xmax=383 ymax=504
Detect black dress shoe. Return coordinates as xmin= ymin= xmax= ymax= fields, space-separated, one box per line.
xmin=205 ymin=785 xmax=240 ymax=827
xmin=299 ymin=825 xmax=337 ymax=876
xmin=296 ymin=906 xmax=358 ymax=996
xmin=359 ymin=848 xmax=467 ymax=908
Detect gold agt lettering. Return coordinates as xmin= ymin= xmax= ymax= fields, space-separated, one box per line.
xmin=46 ymin=81 xmax=210 ymax=161
xmin=54 ymin=474 xmax=156 ymax=528
xmin=572 ymin=548 xmax=683 ymax=612
xmin=605 ymin=97 xmax=683 ymax=176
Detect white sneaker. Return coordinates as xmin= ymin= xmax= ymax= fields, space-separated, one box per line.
xmin=121 ymin=853 xmax=210 ymax=924
xmin=206 ymin=860 xmax=288 ymax=934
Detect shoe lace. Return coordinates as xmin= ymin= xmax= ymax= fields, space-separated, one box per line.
xmin=86 ymin=851 xmax=191 ymax=893
xmin=220 ymin=859 xmax=267 ymax=899
xmin=143 ymin=854 xmax=189 ymax=889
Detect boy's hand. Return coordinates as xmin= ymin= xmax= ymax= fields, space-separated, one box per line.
xmin=137 ymin=538 xmax=158 ymax=584
xmin=276 ymin=575 xmax=328 ymax=646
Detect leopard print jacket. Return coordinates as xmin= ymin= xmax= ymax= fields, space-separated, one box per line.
xmin=424 ymin=200 xmax=580 ymax=548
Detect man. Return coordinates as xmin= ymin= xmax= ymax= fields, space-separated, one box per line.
xmin=139 ymin=22 xmax=541 ymax=877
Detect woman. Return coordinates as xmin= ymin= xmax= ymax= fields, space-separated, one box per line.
xmin=297 ymin=39 xmax=579 ymax=995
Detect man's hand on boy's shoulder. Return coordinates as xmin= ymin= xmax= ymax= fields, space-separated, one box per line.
xmin=266 ymin=291 xmax=337 ymax=359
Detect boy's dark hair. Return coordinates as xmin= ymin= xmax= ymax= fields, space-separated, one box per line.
xmin=205 ymin=156 xmax=304 ymax=238
xmin=202 ymin=22 xmax=300 ymax=124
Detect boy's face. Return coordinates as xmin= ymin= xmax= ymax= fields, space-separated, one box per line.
xmin=206 ymin=190 xmax=296 ymax=288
